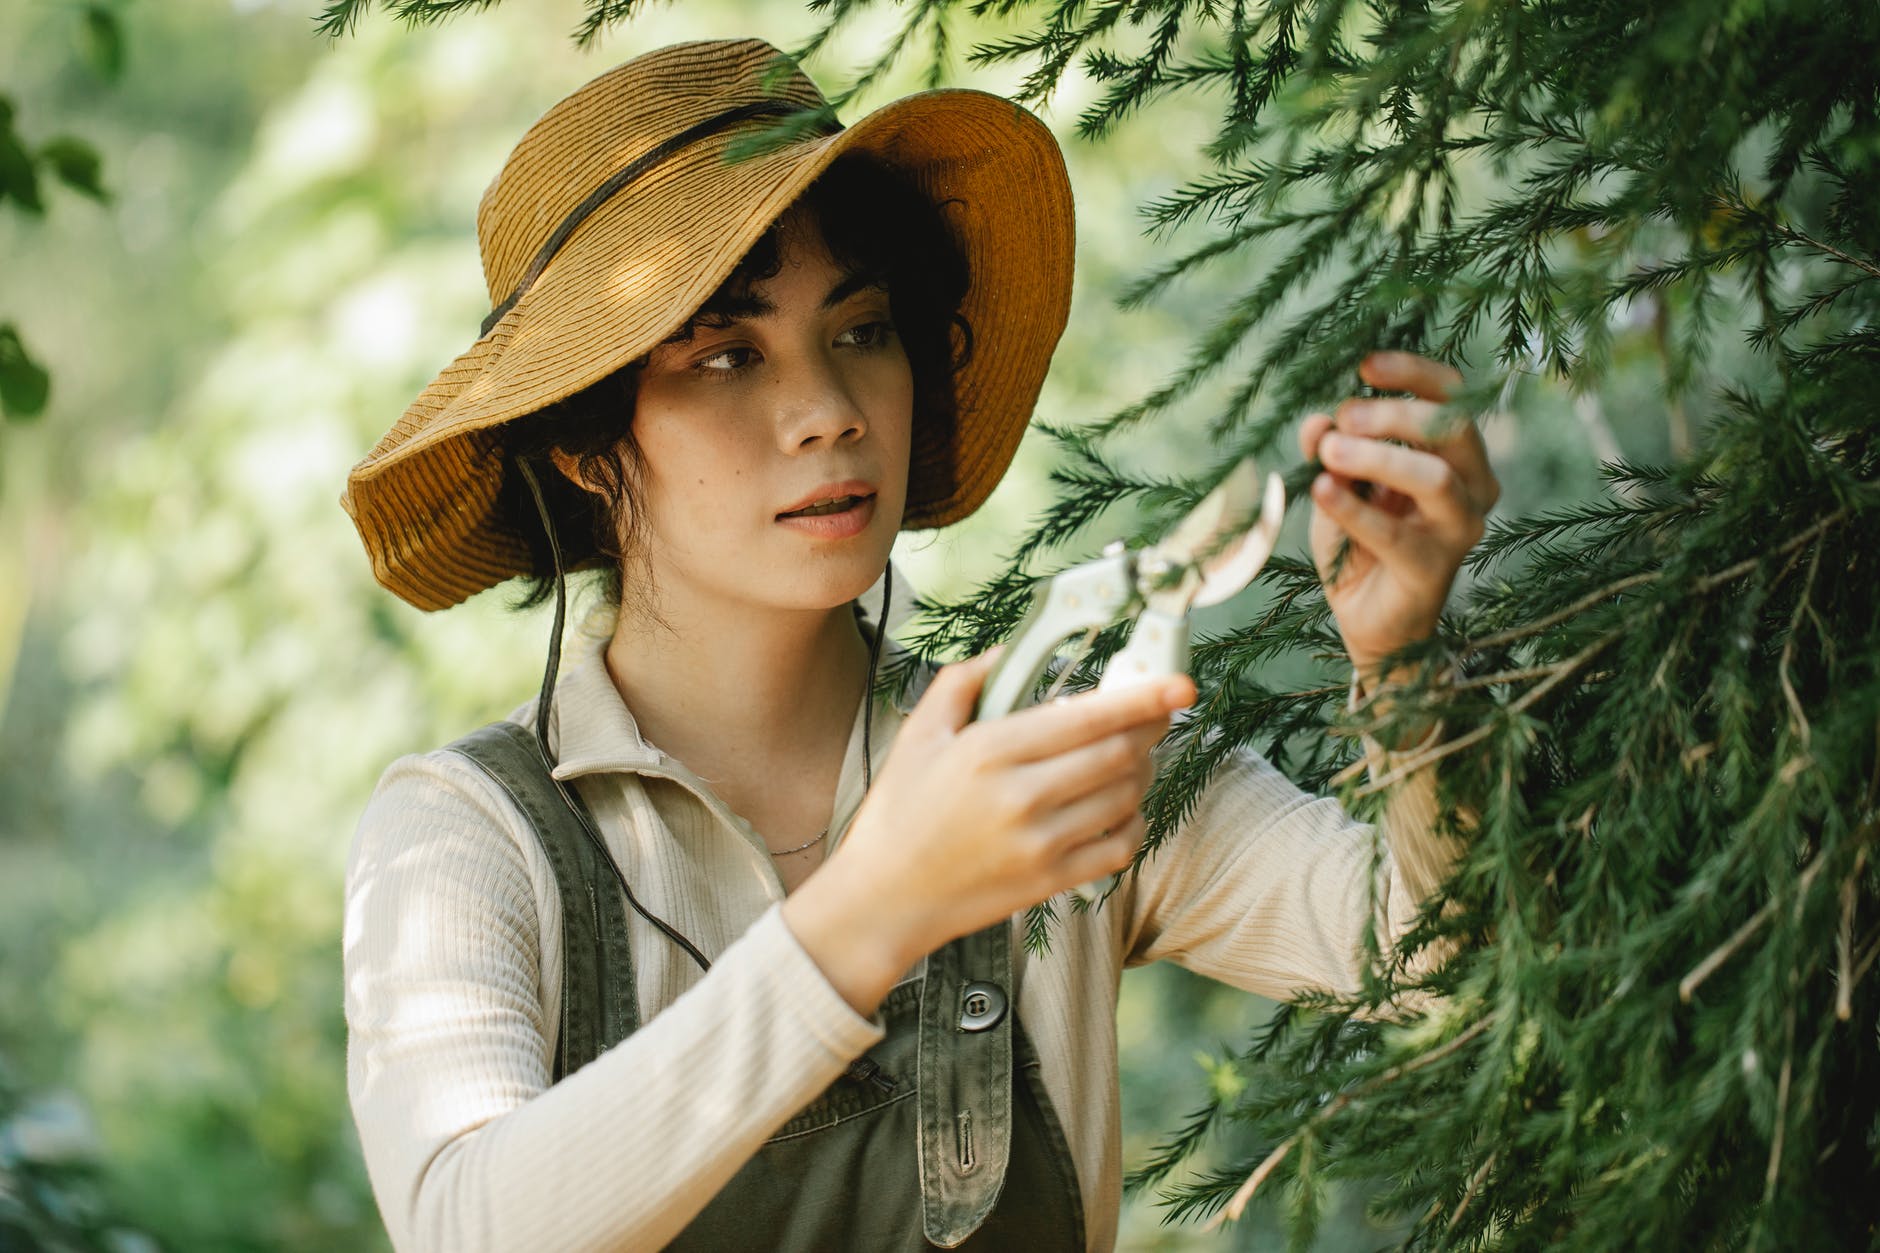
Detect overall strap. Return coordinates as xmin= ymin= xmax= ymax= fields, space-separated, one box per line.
xmin=918 ymin=918 xmax=1017 ymax=1247
xmin=448 ymin=721 xmax=640 ymax=1081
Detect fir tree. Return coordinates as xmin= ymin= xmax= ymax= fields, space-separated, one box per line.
xmin=327 ymin=1 xmax=1880 ymax=1245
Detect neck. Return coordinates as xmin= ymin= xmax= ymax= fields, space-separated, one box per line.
xmin=603 ymin=587 xmax=873 ymax=783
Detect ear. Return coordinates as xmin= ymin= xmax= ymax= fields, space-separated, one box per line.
xmin=547 ymin=445 xmax=634 ymax=538
xmin=549 ymin=447 xmax=597 ymax=494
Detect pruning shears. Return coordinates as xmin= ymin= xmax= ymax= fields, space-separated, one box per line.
xmin=975 ymin=457 xmax=1288 ymax=722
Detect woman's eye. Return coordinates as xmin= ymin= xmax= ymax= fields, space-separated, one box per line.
xmin=695 ymin=345 xmax=755 ymax=373
xmin=838 ymin=320 xmax=897 ymax=350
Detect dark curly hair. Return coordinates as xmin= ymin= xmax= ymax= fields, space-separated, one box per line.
xmin=495 ymin=154 xmax=974 ymax=611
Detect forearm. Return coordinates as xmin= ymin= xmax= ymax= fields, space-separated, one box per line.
xmin=1122 ymin=737 xmax=1464 ymax=998
xmin=350 ymin=905 xmax=884 ymax=1253
xmin=1348 ymin=666 xmax=1465 ymax=918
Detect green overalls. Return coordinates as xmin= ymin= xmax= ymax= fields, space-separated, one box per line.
xmin=454 ymin=721 xmax=1087 ymax=1250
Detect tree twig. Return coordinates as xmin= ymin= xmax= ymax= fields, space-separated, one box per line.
xmin=1777 ymin=541 xmax=1823 ymax=746
xmin=1463 ymin=572 xmax=1659 ymax=652
xmin=1680 ymin=816 xmax=1880 ymax=1005
xmin=1688 ymin=510 xmax=1847 ymax=595
xmin=1205 ymin=1014 xmax=1497 ymax=1228
xmin=1446 ymin=1150 xmax=1498 ymax=1233
xmin=1344 ymin=633 xmax=1615 ymax=796
xmin=1679 ymin=852 xmax=1829 ymax=1003
xmin=1774 ymin=223 xmax=1880 ymax=281
xmin=1763 ymin=1002 xmax=1796 ymax=1204
xmin=1451 ymin=658 xmax=1585 ymax=690
xmin=1204 ymin=1137 xmax=1295 ymax=1230
xmin=1837 ymin=848 xmax=1865 ymax=1021
xmin=1339 ymin=511 xmax=1852 ymax=794
xmin=1852 ymin=924 xmax=1880 ymax=989
xmin=1462 ymin=508 xmax=1848 ymax=655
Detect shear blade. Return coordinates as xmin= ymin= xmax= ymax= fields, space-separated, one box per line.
xmin=1160 ymin=460 xmax=1286 ymax=609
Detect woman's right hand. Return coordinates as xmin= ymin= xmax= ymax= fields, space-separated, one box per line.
xmin=781 ymin=650 xmax=1195 ymax=1016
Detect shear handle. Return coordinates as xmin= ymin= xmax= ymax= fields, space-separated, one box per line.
xmin=975 ymin=552 xmax=1133 ymax=722
xmin=1094 ymin=605 xmax=1189 ymax=694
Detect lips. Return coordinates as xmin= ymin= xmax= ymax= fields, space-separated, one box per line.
xmin=776 ymin=480 xmax=878 ymax=519
xmin=780 ymin=493 xmax=870 ymax=518
xmin=774 ymin=480 xmax=879 ymax=540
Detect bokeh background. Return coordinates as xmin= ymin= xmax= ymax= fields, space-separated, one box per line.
xmin=2 ymin=1 xmax=1678 ymax=1248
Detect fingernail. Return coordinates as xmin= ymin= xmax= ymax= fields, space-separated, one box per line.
xmin=1314 ymin=472 xmax=1339 ymax=499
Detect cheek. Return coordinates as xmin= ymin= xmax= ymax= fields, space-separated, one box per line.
xmin=870 ymin=359 xmax=916 ymax=496
xmin=629 ymin=400 xmax=759 ymax=541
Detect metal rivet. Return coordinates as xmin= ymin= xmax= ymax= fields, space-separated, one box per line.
xmin=959 ymin=980 xmax=1007 ymax=1032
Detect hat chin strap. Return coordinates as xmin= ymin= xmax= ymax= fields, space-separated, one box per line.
xmin=512 ymin=459 xmax=892 ymax=969
xmin=515 ymin=457 xmax=715 ymax=974
xmin=861 ymin=562 xmax=891 ymax=793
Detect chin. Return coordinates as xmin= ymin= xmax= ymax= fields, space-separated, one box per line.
xmin=787 ymin=551 xmax=895 ymax=613
xmin=771 ymin=503 xmax=902 ymax=612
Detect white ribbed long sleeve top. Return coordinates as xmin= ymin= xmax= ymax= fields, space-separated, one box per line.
xmin=342 ymin=622 xmax=1458 ymax=1252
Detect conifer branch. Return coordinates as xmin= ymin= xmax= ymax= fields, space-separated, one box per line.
xmin=1463 ymin=507 xmax=1849 ymax=655
xmin=1338 ymin=631 xmax=1614 ymax=795
xmin=1678 ymin=848 xmax=1834 ymax=1004
xmin=1123 ymin=1099 xmax=1223 ymax=1197
xmin=314 ymin=0 xmax=1880 ymax=1241
xmin=1445 ymin=1149 xmax=1497 ymax=1234
xmin=1460 ymin=571 xmax=1660 ymax=654
xmin=1767 ymin=222 xmax=1880 ymax=283
xmin=1206 ymin=1012 xmax=1497 ymax=1229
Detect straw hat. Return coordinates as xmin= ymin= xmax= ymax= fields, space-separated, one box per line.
xmin=342 ymin=38 xmax=1075 ymax=611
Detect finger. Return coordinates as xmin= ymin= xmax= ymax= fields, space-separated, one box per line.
xmin=1356 ymin=350 xmax=1463 ymax=401
xmin=977 ymin=675 xmax=1193 ymax=765
xmin=1334 ymin=397 xmax=1495 ymax=509
xmin=1317 ymin=432 xmax=1480 ymax=543
xmin=1298 ymin=412 xmax=1334 ymax=461
xmin=913 ymin=646 xmax=1004 ymax=733
xmin=1020 ymin=723 xmax=1162 ymax=811
xmin=1057 ymin=814 xmax=1147 ymax=885
xmin=1311 ymin=472 xmax=1437 ymax=577
xmin=1036 ymin=780 xmax=1146 ymax=852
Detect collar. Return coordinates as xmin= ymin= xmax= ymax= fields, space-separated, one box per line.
xmin=541 ymin=611 xmax=931 ymax=783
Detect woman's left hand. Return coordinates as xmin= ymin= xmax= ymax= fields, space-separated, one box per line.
xmin=1298 ymin=351 xmax=1500 ymax=689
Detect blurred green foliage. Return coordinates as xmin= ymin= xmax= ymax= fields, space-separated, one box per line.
xmin=1 ymin=0 xmax=121 ymax=425
xmin=0 ymin=1056 xmax=156 ymax=1252
xmin=0 ymin=1 xmax=1667 ymax=1248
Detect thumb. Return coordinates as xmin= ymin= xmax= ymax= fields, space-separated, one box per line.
xmin=909 ymin=646 xmax=1004 ymax=734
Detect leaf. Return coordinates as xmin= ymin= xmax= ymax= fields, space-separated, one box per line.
xmin=0 ymin=99 xmax=44 ymax=216
xmin=39 ymin=137 xmax=108 ymax=202
xmin=0 ymin=324 xmax=51 ymax=420
xmin=79 ymin=5 xmax=126 ymax=83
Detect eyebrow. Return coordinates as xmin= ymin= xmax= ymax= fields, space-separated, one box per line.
xmin=659 ymin=269 xmax=887 ymax=345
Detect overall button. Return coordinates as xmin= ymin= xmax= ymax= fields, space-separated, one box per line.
xmin=959 ymin=981 xmax=1007 ymax=1032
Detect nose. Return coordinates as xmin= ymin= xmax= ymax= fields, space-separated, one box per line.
xmin=773 ymin=351 xmax=868 ymax=453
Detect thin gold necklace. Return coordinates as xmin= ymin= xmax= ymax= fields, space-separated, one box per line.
xmin=770 ymin=827 xmax=828 ymax=856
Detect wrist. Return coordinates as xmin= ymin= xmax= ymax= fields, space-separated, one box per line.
xmin=1349 ymin=660 xmax=1444 ymax=753
xmin=781 ymin=858 xmax=931 ymax=1018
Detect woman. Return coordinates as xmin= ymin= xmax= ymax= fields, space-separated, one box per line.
xmin=341 ymin=37 xmax=1498 ymax=1253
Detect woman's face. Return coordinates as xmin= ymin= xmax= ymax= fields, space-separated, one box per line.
xmin=623 ymin=211 xmax=913 ymax=621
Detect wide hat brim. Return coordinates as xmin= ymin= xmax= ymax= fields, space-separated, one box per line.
xmin=342 ymin=43 xmax=1074 ymax=612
